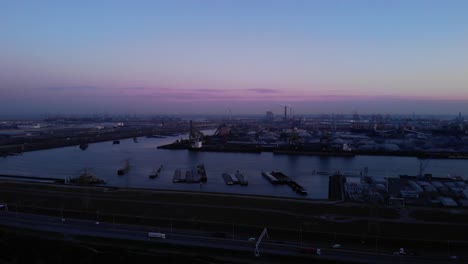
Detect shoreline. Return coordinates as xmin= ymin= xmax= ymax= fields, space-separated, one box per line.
xmin=1 ymin=180 xmax=468 ymax=242
xmin=2 ymin=131 xmax=468 ymax=159
xmin=158 ymin=142 xmax=468 ymax=160
xmin=0 ymin=176 xmax=329 ymax=202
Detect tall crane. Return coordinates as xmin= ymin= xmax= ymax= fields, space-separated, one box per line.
xmin=254 ymin=228 xmax=269 ymax=257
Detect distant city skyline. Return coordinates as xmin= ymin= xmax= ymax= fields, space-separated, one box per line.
xmin=1 ymin=0 xmax=468 ymax=117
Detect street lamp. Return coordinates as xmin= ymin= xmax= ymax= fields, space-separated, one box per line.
xmin=95 ymin=210 xmax=100 ymax=225
xmin=170 ymin=218 xmax=173 ymax=233
xmin=61 ymin=207 xmax=65 ymax=222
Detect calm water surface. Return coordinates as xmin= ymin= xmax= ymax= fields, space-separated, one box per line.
xmin=1 ymin=133 xmax=467 ymax=199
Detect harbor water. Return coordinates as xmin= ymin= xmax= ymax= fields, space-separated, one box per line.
xmin=1 ymin=133 xmax=467 ymax=199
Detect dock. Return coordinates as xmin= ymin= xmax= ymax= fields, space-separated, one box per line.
xmin=149 ymin=165 xmax=163 ymax=179
xmin=185 ymin=170 xmax=195 ymax=183
xmin=269 ymin=171 xmax=308 ymax=195
xmin=288 ymin=180 xmax=308 ymax=195
xmin=0 ymin=174 xmax=62 ymax=183
xmin=270 ymin=171 xmax=289 ymax=184
xmin=173 ymin=169 xmax=182 ymax=183
xmin=197 ymin=164 xmax=207 ymax=182
xmin=221 ymin=171 xmax=248 ymax=186
xmin=117 ymin=160 xmax=130 ymax=175
xmin=222 ymin=173 xmax=234 ymax=185
xmin=173 ymin=168 xmax=203 ymax=184
xmin=149 ymin=169 xmax=157 ymax=179
xmin=234 ymin=171 xmax=248 ymax=186
xmin=70 ymin=171 xmax=105 ymax=185
xmin=262 ymin=172 xmax=279 ymax=184
xmin=192 ymin=170 xmax=200 ymax=182
xmin=230 ymin=173 xmax=239 ymax=184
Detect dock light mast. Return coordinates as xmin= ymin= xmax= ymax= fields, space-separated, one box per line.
xmin=254 ymin=228 xmax=269 ymax=257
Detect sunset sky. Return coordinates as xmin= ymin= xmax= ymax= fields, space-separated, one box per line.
xmin=1 ymin=0 xmax=468 ymax=117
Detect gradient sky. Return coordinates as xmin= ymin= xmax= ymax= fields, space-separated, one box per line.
xmin=1 ymin=0 xmax=468 ymax=117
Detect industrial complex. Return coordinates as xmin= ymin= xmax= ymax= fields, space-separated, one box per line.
xmin=0 ymin=113 xmax=467 ymax=263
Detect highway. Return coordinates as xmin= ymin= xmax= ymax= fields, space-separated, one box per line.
xmin=0 ymin=210 xmax=461 ymax=264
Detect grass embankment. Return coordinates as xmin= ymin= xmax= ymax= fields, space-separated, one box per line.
xmin=0 ymin=181 xmax=467 ymax=248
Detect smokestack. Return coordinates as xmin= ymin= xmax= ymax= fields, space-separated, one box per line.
xmin=284 ymin=106 xmax=287 ymax=121
xmin=190 ymin=120 xmax=193 ymax=139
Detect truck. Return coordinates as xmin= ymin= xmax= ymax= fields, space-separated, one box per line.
xmin=148 ymin=232 xmax=166 ymax=239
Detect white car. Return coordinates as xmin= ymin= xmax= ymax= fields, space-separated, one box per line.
xmin=331 ymin=244 xmax=341 ymax=249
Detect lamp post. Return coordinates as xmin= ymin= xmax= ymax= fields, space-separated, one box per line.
xmin=61 ymin=207 xmax=65 ymax=222
xmin=95 ymin=210 xmax=100 ymax=225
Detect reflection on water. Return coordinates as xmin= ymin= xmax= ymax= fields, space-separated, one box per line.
xmin=1 ymin=134 xmax=467 ymax=199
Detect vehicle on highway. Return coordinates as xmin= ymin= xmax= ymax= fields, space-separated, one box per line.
xmin=331 ymin=244 xmax=341 ymax=249
xmin=393 ymin=248 xmax=416 ymax=255
xmin=248 ymin=237 xmax=256 ymax=242
xmin=148 ymin=232 xmax=166 ymax=239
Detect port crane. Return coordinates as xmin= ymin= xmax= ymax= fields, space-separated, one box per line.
xmin=254 ymin=228 xmax=269 ymax=257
